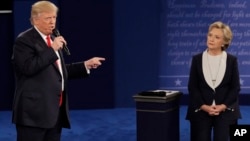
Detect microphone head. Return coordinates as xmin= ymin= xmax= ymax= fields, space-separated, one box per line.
xmin=52 ymin=28 xmax=60 ymax=37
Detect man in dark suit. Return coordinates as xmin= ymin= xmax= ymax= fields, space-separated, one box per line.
xmin=11 ymin=1 xmax=105 ymax=141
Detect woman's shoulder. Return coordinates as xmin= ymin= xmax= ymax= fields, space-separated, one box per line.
xmin=226 ymin=52 xmax=237 ymax=59
xmin=192 ymin=52 xmax=203 ymax=58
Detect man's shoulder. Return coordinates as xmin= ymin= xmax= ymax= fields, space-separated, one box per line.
xmin=17 ymin=27 xmax=36 ymax=38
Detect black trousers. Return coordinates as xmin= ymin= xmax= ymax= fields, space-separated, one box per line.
xmin=16 ymin=108 xmax=63 ymax=141
xmin=190 ymin=115 xmax=237 ymax=141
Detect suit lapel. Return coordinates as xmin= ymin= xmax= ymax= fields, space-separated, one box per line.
xmin=202 ymin=50 xmax=226 ymax=90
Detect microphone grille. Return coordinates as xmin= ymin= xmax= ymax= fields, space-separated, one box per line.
xmin=52 ymin=29 xmax=60 ymax=37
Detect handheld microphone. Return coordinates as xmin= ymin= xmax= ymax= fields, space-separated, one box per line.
xmin=52 ymin=28 xmax=71 ymax=55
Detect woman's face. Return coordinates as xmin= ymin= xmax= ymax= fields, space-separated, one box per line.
xmin=206 ymin=28 xmax=225 ymax=51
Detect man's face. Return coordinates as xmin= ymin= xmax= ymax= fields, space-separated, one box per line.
xmin=33 ymin=12 xmax=57 ymax=35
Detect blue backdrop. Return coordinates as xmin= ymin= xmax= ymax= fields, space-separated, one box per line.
xmin=159 ymin=0 xmax=250 ymax=94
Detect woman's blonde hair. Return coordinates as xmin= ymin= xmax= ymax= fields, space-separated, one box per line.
xmin=208 ymin=21 xmax=233 ymax=50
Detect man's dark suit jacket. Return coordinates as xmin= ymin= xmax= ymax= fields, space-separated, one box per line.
xmin=186 ymin=52 xmax=241 ymax=121
xmin=12 ymin=27 xmax=88 ymax=129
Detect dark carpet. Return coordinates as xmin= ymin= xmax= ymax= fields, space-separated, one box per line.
xmin=0 ymin=106 xmax=249 ymax=141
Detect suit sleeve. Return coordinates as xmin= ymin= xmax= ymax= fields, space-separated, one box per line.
xmin=12 ymin=35 xmax=58 ymax=77
xmin=66 ymin=62 xmax=89 ymax=79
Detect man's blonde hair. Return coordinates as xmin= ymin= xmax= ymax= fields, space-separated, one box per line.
xmin=30 ymin=1 xmax=58 ymax=25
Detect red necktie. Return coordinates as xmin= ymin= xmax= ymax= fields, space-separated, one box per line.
xmin=46 ymin=35 xmax=63 ymax=106
xmin=46 ymin=35 xmax=52 ymax=47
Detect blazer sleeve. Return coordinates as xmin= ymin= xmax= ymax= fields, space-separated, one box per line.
xmin=221 ymin=55 xmax=241 ymax=108
xmin=188 ymin=55 xmax=205 ymax=109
